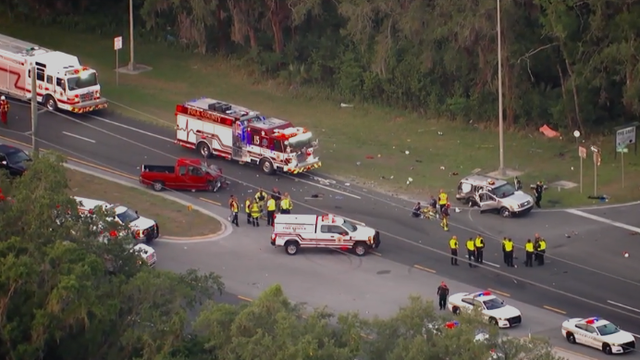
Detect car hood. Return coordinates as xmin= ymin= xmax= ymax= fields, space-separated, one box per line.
xmin=132 ymin=243 xmax=156 ymax=260
xmin=352 ymin=225 xmax=376 ymax=238
xmin=601 ymin=332 xmax=635 ymax=344
xmin=128 ymin=216 xmax=156 ymax=230
xmin=509 ymin=191 xmax=533 ymax=204
xmin=485 ymin=305 xmax=521 ymax=318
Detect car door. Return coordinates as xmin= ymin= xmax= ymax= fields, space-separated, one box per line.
xmin=573 ymin=324 xmax=595 ymax=347
xmin=460 ymin=298 xmax=475 ymax=312
xmin=475 ymin=191 xmax=499 ymax=210
xmin=584 ymin=325 xmax=601 ymax=349
xmin=185 ymin=166 xmax=207 ymax=190
xmin=172 ymin=165 xmax=189 ymax=189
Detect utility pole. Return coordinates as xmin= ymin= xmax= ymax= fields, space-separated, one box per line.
xmin=30 ymin=65 xmax=39 ymax=155
xmin=497 ymin=0 xmax=505 ymax=177
xmin=128 ymin=0 xmax=135 ymax=71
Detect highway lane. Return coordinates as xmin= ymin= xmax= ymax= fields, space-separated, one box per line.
xmin=3 ymin=102 xmax=640 ymax=335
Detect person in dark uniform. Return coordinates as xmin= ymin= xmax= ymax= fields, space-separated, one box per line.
xmin=449 ymin=236 xmax=459 ymax=265
xmin=474 ymin=234 xmax=484 ymax=264
xmin=534 ymin=181 xmax=544 ymax=208
xmin=441 ymin=204 xmax=450 ymax=231
xmin=412 ymin=202 xmax=422 ymax=218
xmin=466 ymin=238 xmax=475 ymax=267
xmin=514 ymin=176 xmax=523 ymax=191
xmin=525 ymin=239 xmax=534 ymax=267
xmin=535 ymin=234 xmax=547 ymax=265
xmin=272 ymin=187 xmax=282 ymax=210
xmin=533 ymin=238 xmax=540 ymax=263
xmin=437 ymin=281 xmax=450 ymax=310
xmin=504 ymin=238 xmax=514 ymax=267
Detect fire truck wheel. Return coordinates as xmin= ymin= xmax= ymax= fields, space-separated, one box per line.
xmin=197 ymin=142 xmax=211 ymax=158
xmin=152 ymin=181 xmax=165 ymax=192
xmin=44 ymin=95 xmax=57 ymax=111
xmin=260 ymin=158 xmax=275 ymax=175
xmin=284 ymin=240 xmax=299 ymax=255
xmin=353 ymin=242 xmax=368 ymax=256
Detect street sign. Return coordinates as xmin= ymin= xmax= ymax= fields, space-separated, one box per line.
xmin=593 ymin=152 xmax=601 ymax=166
xmin=114 ymin=36 xmax=123 ymax=51
xmin=617 ymin=147 xmax=629 ymax=153
xmin=616 ymin=126 xmax=636 ymax=147
xmin=578 ymin=146 xmax=587 ymax=159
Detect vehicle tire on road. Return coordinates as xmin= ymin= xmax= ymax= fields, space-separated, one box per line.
xmin=499 ymin=207 xmax=511 ymax=217
xmin=565 ymin=332 xmax=576 ymax=344
xmin=602 ymin=344 xmax=612 ymax=355
xmin=152 ymin=181 xmax=164 ymax=192
xmin=44 ymin=95 xmax=57 ymax=111
xmin=284 ymin=240 xmax=299 ymax=255
xmin=197 ymin=142 xmax=211 ymax=158
xmin=260 ymin=158 xmax=275 ymax=175
xmin=353 ymin=242 xmax=368 ymax=256
xmin=452 ymin=306 xmax=461 ymax=315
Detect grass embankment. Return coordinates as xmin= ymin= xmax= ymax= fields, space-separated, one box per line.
xmin=3 ymin=21 xmax=639 ymax=208
xmin=66 ymin=170 xmax=221 ymax=237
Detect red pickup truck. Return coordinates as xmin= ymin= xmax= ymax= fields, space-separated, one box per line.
xmin=139 ymin=158 xmax=228 ymax=192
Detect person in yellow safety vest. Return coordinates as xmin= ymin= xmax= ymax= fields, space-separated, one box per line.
xmin=501 ymin=237 xmax=508 ymax=264
xmin=255 ymin=188 xmax=268 ymax=216
xmin=280 ymin=193 xmax=292 ymax=214
xmin=229 ymin=197 xmax=239 ymax=227
xmin=504 ymin=238 xmax=514 ymax=267
xmin=535 ymin=233 xmax=546 ymax=266
xmin=449 ymin=236 xmax=458 ymax=266
xmin=266 ymin=196 xmax=276 ymax=226
xmin=524 ymin=239 xmax=534 ymax=267
xmin=250 ymin=200 xmax=261 ymax=227
xmin=466 ymin=238 xmax=476 ymax=268
xmin=438 ymin=189 xmax=448 ymax=214
xmin=474 ymin=234 xmax=484 ymax=264
xmin=245 ymin=198 xmax=252 ymax=225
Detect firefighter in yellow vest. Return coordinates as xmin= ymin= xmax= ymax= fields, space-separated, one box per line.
xmin=250 ymin=200 xmax=261 ymax=227
xmin=245 ymin=197 xmax=252 ymax=224
xmin=255 ymin=188 xmax=268 ymax=216
xmin=0 ymin=96 xmax=9 ymax=125
xmin=474 ymin=234 xmax=485 ymax=264
xmin=449 ymin=236 xmax=458 ymax=265
xmin=266 ymin=196 xmax=276 ymax=226
xmin=280 ymin=193 xmax=292 ymax=214
xmin=466 ymin=238 xmax=476 ymax=267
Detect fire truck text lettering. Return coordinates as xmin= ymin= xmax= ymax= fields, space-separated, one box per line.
xmin=185 ymin=107 xmax=231 ymax=125
xmin=281 ymin=225 xmax=307 ymax=232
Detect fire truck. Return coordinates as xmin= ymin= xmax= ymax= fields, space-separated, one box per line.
xmin=175 ymin=98 xmax=321 ymax=174
xmin=0 ymin=34 xmax=107 ymax=113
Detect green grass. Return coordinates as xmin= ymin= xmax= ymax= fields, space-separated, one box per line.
xmin=4 ymin=21 xmax=640 ymax=208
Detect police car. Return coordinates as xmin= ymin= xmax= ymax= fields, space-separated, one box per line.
xmin=561 ymin=317 xmax=636 ymax=354
xmin=448 ymin=291 xmax=522 ymax=328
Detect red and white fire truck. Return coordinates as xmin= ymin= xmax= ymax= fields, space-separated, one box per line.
xmin=0 ymin=33 xmax=107 ymax=113
xmin=271 ymin=214 xmax=381 ymax=256
xmin=175 ymin=98 xmax=321 ymax=174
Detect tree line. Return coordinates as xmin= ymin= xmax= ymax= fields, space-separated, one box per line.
xmin=6 ymin=1 xmax=639 ymax=133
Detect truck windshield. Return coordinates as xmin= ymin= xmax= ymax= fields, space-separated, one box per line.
xmin=67 ymin=72 xmax=98 ymax=91
xmin=342 ymin=220 xmax=357 ymax=232
xmin=116 ymin=208 xmax=139 ymax=223
xmin=492 ymin=183 xmax=516 ymax=199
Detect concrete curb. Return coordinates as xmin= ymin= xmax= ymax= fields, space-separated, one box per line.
xmin=64 ymin=162 xmax=234 ymax=243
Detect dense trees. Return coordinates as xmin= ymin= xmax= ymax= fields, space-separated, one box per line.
xmin=0 ymin=154 xmax=563 ymax=358
xmin=6 ymin=0 xmax=640 ymax=132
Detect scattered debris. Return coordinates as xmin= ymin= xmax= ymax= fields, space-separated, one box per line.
xmin=437 ymin=131 xmax=443 ymax=135
xmin=564 ymin=231 xmax=578 ymax=238
xmin=406 ymin=177 xmax=413 ymax=185
xmin=449 ymin=172 xmax=459 ymax=176
xmin=623 ymin=251 xmax=629 ymax=258
xmin=365 ymin=155 xmax=374 ymax=159
xmin=454 ymin=208 xmax=461 ymax=213
xmin=344 ymin=183 xmax=350 ymax=186
xmin=415 ymin=159 xmax=422 ymax=163
xmin=405 ymin=150 xmax=410 ymax=155
xmin=440 ymin=166 xmax=445 ymax=170
xmin=340 ymin=103 xmax=354 ymax=108
xmin=471 ymin=168 xmax=482 ymax=174
xmin=356 ymin=161 xmax=361 ymax=166
xmin=630 ymin=232 xmax=639 ymax=236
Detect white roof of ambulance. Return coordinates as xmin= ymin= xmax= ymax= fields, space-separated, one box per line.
xmin=0 ymin=34 xmax=81 ymax=73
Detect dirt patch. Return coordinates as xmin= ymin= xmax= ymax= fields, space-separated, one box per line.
xmin=66 ymin=170 xmax=222 ymax=238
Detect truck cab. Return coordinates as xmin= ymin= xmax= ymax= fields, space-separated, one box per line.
xmin=139 ymin=158 xmax=226 ymax=192
xmin=456 ymin=175 xmax=534 ymax=217
xmin=271 ymin=214 xmax=381 ymax=256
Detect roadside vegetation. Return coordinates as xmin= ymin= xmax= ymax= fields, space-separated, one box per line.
xmin=2 ymin=0 xmax=640 ymax=208
xmin=0 ymin=154 xmax=561 ymax=358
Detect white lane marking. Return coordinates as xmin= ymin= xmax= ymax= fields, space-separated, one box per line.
xmin=38 ymin=109 xmax=48 ymax=114
xmin=482 ymin=261 xmax=500 ymax=268
xmin=62 ymin=131 xmax=95 ymax=143
xmin=565 ymin=209 xmax=640 ymax=233
xmin=607 ymin=300 xmax=640 ymax=313
xmin=282 ymin=174 xmax=360 ymax=199
xmin=24 ymin=131 xmax=32 ymax=135
xmin=85 ymin=114 xmax=174 ymax=142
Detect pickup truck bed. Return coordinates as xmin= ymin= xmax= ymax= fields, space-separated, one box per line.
xmin=141 ymin=164 xmax=174 ymax=173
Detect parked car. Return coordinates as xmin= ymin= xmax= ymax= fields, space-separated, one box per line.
xmin=0 ymin=144 xmax=31 ymax=177
xmin=139 ymin=158 xmax=228 ymax=192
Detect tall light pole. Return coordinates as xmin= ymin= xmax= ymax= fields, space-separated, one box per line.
xmin=128 ymin=0 xmax=135 ymax=71
xmin=497 ymin=0 xmax=505 ymax=176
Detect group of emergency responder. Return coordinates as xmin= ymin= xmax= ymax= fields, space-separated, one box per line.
xmin=412 ymin=189 xmax=451 ymax=231
xmin=227 ymin=187 xmax=293 ymax=227
xmin=448 ymin=233 xmax=547 ymax=268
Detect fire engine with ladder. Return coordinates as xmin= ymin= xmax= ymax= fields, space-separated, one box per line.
xmin=0 ymin=33 xmax=107 ymax=113
xmin=175 ymin=98 xmax=321 ymax=174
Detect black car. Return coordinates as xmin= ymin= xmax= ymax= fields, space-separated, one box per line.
xmin=0 ymin=144 xmax=32 ymax=177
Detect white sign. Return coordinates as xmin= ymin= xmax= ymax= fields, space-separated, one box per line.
xmin=616 ymin=126 xmax=636 ymax=147
xmin=114 ymin=36 xmax=123 ymax=51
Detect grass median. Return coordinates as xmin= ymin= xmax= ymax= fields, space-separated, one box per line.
xmin=66 ymin=169 xmax=221 ymax=238
xmin=4 ymin=21 xmax=640 ymax=208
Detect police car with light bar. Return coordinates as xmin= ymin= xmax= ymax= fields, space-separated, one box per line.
xmin=561 ymin=317 xmax=636 ymax=354
xmin=448 ymin=291 xmax=522 ymax=328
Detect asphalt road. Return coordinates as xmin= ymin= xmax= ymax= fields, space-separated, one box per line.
xmin=3 ymin=101 xmax=640 ymax=337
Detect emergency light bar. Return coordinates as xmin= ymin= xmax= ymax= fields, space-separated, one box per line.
xmin=475 ymin=291 xmax=492 ymax=297
xmin=585 ymin=317 xmax=599 ymax=324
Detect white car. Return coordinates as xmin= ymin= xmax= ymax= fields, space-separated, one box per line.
xmin=132 ymin=243 xmax=157 ymax=267
xmin=447 ymin=291 xmax=522 ymax=328
xmin=561 ymin=317 xmax=636 ymax=355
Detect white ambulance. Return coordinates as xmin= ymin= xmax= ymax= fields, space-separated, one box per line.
xmin=271 ymin=214 xmax=381 ymax=256
xmin=0 ymin=34 xmax=107 ymax=113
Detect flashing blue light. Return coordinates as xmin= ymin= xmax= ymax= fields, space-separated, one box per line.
xmin=476 ymin=291 xmax=492 ymax=297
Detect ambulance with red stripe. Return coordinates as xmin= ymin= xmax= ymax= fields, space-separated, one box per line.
xmin=271 ymin=214 xmax=381 ymax=256
xmin=175 ymin=98 xmax=321 ymax=174
xmin=0 ymin=33 xmax=107 ymax=113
